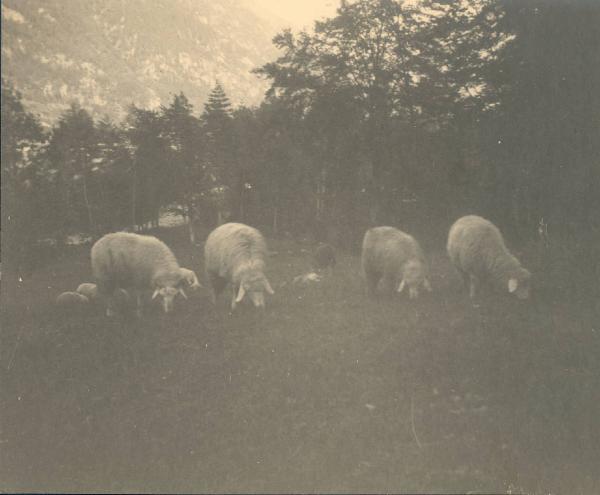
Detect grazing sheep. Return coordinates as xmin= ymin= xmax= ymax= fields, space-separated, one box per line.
xmin=312 ymin=243 xmax=336 ymax=274
xmin=447 ymin=215 xmax=531 ymax=299
xmin=91 ymin=232 xmax=186 ymax=316
xmin=204 ymin=223 xmax=274 ymax=310
xmin=76 ymin=282 xmax=98 ymax=300
xmin=56 ymin=291 xmax=89 ymax=313
xmin=180 ymin=267 xmax=202 ymax=289
xmin=361 ymin=226 xmax=431 ymax=299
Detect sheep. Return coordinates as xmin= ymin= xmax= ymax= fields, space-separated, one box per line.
xmin=76 ymin=282 xmax=133 ymax=314
xmin=180 ymin=267 xmax=202 ymax=290
xmin=447 ymin=215 xmax=531 ymax=300
xmin=76 ymin=282 xmax=98 ymax=300
xmin=312 ymin=243 xmax=336 ymax=275
xmin=204 ymin=222 xmax=274 ymax=310
xmin=56 ymin=291 xmax=90 ymax=313
xmin=361 ymin=226 xmax=431 ymax=299
xmin=91 ymin=232 xmax=187 ymax=316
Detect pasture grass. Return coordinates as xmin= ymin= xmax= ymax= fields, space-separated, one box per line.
xmin=1 ymin=226 xmax=599 ymax=493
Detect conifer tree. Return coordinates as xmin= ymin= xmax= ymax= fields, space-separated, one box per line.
xmin=201 ymin=82 xmax=235 ymax=226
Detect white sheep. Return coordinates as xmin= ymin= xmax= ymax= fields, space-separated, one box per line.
xmin=180 ymin=267 xmax=202 ymax=290
xmin=56 ymin=291 xmax=90 ymax=313
xmin=361 ymin=226 xmax=431 ymax=299
xmin=447 ymin=215 xmax=531 ymax=299
xmin=76 ymin=282 xmax=133 ymax=313
xmin=91 ymin=232 xmax=187 ymax=316
xmin=76 ymin=282 xmax=98 ymax=300
xmin=204 ymin=223 xmax=274 ymax=310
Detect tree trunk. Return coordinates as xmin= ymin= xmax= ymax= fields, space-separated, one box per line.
xmin=272 ymin=205 xmax=279 ymax=235
xmin=187 ymin=203 xmax=196 ymax=244
xmin=131 ymin=161 xmax=137 ymax=231
xmin=82 ymin=174 xmax=95 ymax=236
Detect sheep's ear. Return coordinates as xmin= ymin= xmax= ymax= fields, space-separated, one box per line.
xmin=508 ymin=278 xmax=518 ymax=293
xmin=424 ymin=278 xmax=432 ymax=292
xmin=235 ymin=284 xmax=246 ymax=303
xmin=152 ymin=288 xmax=161 ymax=300
xmin=263 ymin=278 xmax=275 ymax=295
xmin=397 ymin=279 xmax=406 ymax=293
xmin=178 ymin=288 xmax=188 ymax=299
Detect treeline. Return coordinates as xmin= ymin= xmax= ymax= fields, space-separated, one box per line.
xmin=2 ymin=0 xmax=599 ymax=273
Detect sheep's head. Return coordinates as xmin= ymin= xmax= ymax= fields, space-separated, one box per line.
xmin=180 ymin=268 xmax=202 ymax=289
xmin=398 ymin=259 xmax=431 ymax=299
xmin=152 ymin=273 xmax=187 ymax=313
xmin=508 ymin=268 xmax=531 ymax=300
xmin=235 ymin=271 xmax=274 ymax=309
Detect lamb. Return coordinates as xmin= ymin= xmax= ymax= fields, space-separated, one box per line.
xmin=361 ymin=226 xmax=431 ymax=299
xmin=76 ymin=282 xmax=98 ymax=300
xmin=312 ymin=243 xmax=336 ymax=274
xmin=447 ymin=215 xmax=531 ymax=299
xmin=204 ymin=222 xmax=274 ymax=310
xmin=91 ymin=232 xmax=186 ymax=316
xmin=180 ymin=267 xmax=202 ymax=289
xmin=56 ymin=291 xmax=90 ymax=313
xmin=76 ymin=282 xmax=133 ymax=313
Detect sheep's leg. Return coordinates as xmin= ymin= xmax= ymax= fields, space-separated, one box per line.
xmin=98 ymin=282 xmax=115 ymax=317
xmin=380 ymin=274 xmax=396 ymax=295
xmin=106 ymin=301 xmax=115 ymax=317
xmin=209 ymin=274 xmax=226 ymax=305
xmin=230 ymin=285 xmax=238 ymax=311
xmin=364 ymin=272 xmax=379 ymax=297
xmin=409 ymin=286 xmax=419 ymax=299
xmin=136 ymin=290 xmax=143 ymax=318
xmin=469 ymin=274 xmax=478 ymax=299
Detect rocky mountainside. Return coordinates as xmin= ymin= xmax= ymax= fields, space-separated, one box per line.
xmin=1 ymin=0 xmax=279 ymax=124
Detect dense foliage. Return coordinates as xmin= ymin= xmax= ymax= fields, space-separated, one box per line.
xmin=2 ymin=0 xmax=599 ymax=272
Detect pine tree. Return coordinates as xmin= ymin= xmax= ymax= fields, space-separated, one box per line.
xmin=202 ymin=82 xmax=232 ymax=122
xmin=161 ymin=92 xmax=204 ymax=242
xmin=200 ymin=83 xmax=236 ymax=226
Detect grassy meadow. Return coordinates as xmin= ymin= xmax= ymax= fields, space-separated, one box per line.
xmin=1 ymin=225 xmax=599 ymax=494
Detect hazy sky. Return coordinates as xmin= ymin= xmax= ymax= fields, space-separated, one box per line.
xmin=247 ymin=0 xmax=340 ymax=29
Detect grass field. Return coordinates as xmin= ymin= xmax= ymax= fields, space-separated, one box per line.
xmin=1 ymin=225 xmax=599 ymax=494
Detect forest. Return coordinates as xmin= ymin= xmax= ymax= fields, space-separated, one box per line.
xmin=2 ymin=0 xmax=599 ymax=278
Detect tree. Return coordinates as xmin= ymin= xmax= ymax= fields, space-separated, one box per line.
xmin=47 ymin=103 xmax=100 ymax=236
xmin=124 ymin=105 xmax=172 ymax=230
xmin=1 ymin=80 xmax=46 ymax=272
xmin=255 ymin=0 xmax=502 ymax=234
xmin=160 ymin=93 xmax=205 ymax=243
xmin=94 ymin=117 xmax=134 ymax=231
xmin=200 ymin=83 xmax=236 ymax=227
xmin=481 ymin=0 xmax=600 ymax=237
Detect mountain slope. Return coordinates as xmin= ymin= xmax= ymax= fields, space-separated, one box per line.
xmin=1 ymin=0 xmax=279 ymax=123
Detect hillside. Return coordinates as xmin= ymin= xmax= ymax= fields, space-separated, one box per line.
xmin=1 ymin=0 xmax=279 ymax=124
